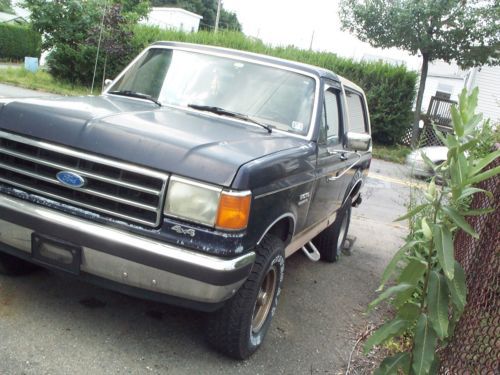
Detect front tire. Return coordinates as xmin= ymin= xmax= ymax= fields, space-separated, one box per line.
xmin=0 ymin=252 xmax=38 ymax=276
xmin=206 ymin=235 xmax=285 ymax=359
xmin=313 ymin=197 xmax=352 ymax=262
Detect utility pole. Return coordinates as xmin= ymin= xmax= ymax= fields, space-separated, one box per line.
xmin=214 ymin=0 xmax=222 ymax=33
xmin=309 ymin=30 xmax=315 ymax=51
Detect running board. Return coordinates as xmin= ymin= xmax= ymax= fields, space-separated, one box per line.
xmin=301 ymin=241 xmax=321 ymax=262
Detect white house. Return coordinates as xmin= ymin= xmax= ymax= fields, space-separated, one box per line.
xmin=465 ymin=65 xmax=500 ymax=124
xmin=11 ymin=0 xmax=30 ymax=20
xmin=361 ymin=55 xmax=466 ymax=113
xmin=420 ymin=60 xmax=467 ymax=112
xmin=141 ymin=7 xmax=202 ymax=33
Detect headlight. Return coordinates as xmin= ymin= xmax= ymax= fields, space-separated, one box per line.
xmin=165 ymin=177 xmax=221 ymax=226
xmin=164 ymin=176 xmax=251 ymax=230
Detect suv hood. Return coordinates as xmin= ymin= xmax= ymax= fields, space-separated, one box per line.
xmin=0 ymin=95 xmax=307 ymax=187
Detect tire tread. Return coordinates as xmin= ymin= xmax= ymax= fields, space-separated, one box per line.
xmin=206 ymin=235 xmax=283 ymax=359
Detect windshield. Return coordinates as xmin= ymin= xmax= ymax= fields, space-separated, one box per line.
xmin=108 ymin=48 xmax=316 ymax=135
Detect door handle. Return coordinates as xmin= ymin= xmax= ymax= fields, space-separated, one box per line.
xmin=327 ymin=147 xmax=348 ymax=161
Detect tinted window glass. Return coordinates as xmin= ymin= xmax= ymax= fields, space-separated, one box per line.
xmin=345 ymin=91 xmax=367 ymax=133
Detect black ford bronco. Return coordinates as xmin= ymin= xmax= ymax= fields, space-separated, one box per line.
xmin=0 ymin=42 xmax=371 ymax=359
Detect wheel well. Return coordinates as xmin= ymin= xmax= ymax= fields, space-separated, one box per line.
xmin=343 ymin=179 xmax=362 ymax=205
xmin=265 ymin=217 xmax=294 ymax=246
xmin=350 ymin=181 xmax=362 ymax=198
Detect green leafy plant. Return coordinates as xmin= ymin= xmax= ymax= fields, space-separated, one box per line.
xmin=365 ymin=88 xmax=500 ymax=374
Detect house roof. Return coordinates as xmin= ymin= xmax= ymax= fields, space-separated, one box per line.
xmin=150 ymin=7 xmax=203 ymax=19
xmin=0 ymin=11 xmax=26 ymax=24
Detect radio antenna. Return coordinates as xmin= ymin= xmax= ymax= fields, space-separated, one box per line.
xmin=90 ymin=0 xmax=108 ymax=95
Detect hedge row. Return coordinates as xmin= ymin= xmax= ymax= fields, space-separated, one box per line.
xmin=0 ymin=23 xmax=41 ymax=61
xmin=130 ymin=26 xmax=417 ymax=145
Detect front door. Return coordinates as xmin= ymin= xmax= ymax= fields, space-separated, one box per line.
xmin=306 ymin=83 xmax=348 ymax=227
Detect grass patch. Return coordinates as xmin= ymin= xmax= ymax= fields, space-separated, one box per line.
xmin=0 ymin=67 xmax=90 ymax=96
xmin=372 ymin=144 xmax=412 ymax=164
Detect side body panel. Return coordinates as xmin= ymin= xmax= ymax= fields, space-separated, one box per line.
xmin=244 ymin=76 xmax=373 ymax=257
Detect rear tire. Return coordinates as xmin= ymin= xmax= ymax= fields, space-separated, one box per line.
xmin=0 ymin=252 xmax=38 ymax=276
xmin=313 ymin=197 xmax=352 ymax=262
xmin=206 ymin=235 xmax=285 ymax=359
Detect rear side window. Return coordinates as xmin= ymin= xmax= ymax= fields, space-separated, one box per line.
xmin=345 ymin=90 xmax=367 ymax=133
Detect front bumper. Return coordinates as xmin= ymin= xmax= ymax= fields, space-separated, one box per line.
xmin=0 ymin=193 xmax=255 ymax=310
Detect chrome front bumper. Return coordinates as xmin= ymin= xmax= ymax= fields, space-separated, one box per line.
xmin=0 ymin=194 xmax=255 ymax=307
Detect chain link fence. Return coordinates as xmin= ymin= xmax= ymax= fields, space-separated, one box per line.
xmin=439 ymin=149 xmax=500 ymax=373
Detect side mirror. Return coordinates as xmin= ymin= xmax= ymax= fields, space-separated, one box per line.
xmin=345 ymin=132 xmax=371 ymax=152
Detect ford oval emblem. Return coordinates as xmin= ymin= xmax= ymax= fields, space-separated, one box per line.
xmin=56 ymin=171 xmax=86 ymax=188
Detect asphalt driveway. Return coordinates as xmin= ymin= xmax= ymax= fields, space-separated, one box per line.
xmin=0 ymin=83 xmax=56 ymax=98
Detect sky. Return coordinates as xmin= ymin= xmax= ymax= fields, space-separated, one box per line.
xmin=223 ymin=0 xmax=422 ymax=71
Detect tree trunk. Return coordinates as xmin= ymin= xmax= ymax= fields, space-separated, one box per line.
xmin=411 ymin=53 xmax=430 ymax=147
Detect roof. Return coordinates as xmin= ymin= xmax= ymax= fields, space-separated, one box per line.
xmin=0 ymin=11 xmax=26 ymax=24
xmin=151 ymin=41 xmax=339 ymax=82
xmin=150 ymin=7 xmax=203 ymax=19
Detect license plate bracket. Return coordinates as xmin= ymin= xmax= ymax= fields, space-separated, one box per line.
xmin=32 ymin=234 xmax=82 ymax=275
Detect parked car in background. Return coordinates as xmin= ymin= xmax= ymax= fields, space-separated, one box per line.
xmin=406 ymin=146 xmax=448 ymax=178
xmin=0 ymin=42 xmax=372 ymax=359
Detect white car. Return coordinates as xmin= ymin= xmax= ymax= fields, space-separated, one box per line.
xmin=406 ymin=146 xmax=448 ymax=178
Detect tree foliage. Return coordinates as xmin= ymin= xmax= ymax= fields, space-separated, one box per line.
xmin=339 ymin=0 xmax=500 ymax=145
xmin=22 ymin=0 xmax=147 ymax=86
xmin=23 ymin=0 xmax=102 ymax=51
xmin=365 ymin=88 xmax=500 ymax=374
xmin=151 ymin=0 xmax=241 ymax=31
xmin=0 ymin=0 xmax=13 ymax=13
xmin=339 ymin=0 xmax=499 ymax=68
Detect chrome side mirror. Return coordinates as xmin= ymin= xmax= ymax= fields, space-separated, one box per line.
xmin=345 ymin=132 xmax=371 ymax=152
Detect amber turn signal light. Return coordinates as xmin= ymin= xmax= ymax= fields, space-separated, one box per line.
xmin=215 ymin=191 xmax=252 ymax=230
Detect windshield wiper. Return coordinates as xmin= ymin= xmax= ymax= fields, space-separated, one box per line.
xmin=109 ymin=90 xmax=162 ymax=107
xmin=188 ymin=104 xmax=272 ymax=134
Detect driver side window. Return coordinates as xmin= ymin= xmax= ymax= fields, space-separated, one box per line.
xmin=320 ymin=88 xmax=341 ymax=145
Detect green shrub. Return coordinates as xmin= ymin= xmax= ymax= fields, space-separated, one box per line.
xmin=0 ymin=23 xmax=41 ymax=60
xmin=130 ymin=26 xmax=417 ymax=145
xmin=46 ymin=44 xmax=99 ymax=85
xmin=46 ymin=44 xmax=125 ymax=87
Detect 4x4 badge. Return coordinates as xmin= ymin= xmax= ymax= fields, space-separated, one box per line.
xmin=171 ymin=225 xmax=196 ymax=237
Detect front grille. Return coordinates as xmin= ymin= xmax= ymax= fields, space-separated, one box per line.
xmin=0 ymin=131 xmax=169 ymax=227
